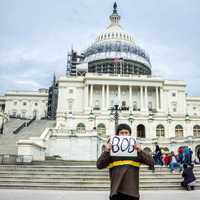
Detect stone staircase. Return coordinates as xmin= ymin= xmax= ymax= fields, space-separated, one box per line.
xmin=2 ymin=119 xmax=28 ymax=135
xmin=0 ymin=163 xmax=199 ymax=190
xmin=0 ymin=119 xmax=55 ymax=154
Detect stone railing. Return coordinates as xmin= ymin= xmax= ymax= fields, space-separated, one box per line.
xmin=0 ymin=154 xmax=33 ymax=164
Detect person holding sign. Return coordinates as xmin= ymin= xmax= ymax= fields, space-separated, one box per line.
xmin=97 ymin=123 xmax=154 ymax=200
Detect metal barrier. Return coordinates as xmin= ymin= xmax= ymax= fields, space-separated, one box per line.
xmin=0 ymin=154 xmax=33 ymax=164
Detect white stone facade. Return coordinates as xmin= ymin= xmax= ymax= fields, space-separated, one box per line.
xmin=16 ymin=3 xmax=200 ymax=161
xmin=5 ymin=89 xmax=48 ymax=120
xmin=56 ymin=74 xmax=200 ymax=141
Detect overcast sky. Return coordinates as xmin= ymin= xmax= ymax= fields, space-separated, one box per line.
xmin=0 ymin=0 xmax=200 ymax=96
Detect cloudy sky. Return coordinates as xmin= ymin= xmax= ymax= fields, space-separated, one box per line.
xmin=0 ymin=0 xmax=200 ymax=96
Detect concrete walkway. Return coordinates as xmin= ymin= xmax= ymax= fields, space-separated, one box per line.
xmin=0 ymin=189 xmax=200 ymax=200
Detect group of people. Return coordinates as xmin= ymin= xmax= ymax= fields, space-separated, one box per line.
xmin=154 ymin=145 xmax=194 ymax=171
xmin=153 ymin=144 xmax=197 ymax=190
xmin=97 ymin=123 xmax=197 ymax=200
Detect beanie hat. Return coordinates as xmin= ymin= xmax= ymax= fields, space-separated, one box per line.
xmin=116 ymin=123 xmax=131 ymax=135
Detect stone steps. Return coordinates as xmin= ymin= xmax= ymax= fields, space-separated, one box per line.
xmin=0 ymin=177 xmax=199 ymax=184
xmin=0 ymin=183 xmax=198 ymax=191
xmin=0 ymin=164 xmax=199 ymax=190
xmin=0 ymin=120 xmax=55 ymax=154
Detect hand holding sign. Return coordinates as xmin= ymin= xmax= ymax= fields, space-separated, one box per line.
xmin=110 ymin=136 xmax=138 ymax=157
xmin=105 ymin=142 xmax=112 ymax=152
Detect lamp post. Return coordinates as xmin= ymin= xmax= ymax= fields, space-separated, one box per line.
xmin=88 ymin=110 xmax=96 ymax=130
xmin=110 ymin=104 xmax=121 ymax=131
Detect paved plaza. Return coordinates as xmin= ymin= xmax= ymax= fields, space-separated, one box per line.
xmin=0 ymin=189 xmax=199 ymax=200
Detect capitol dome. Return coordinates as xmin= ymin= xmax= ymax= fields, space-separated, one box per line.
xmin=95 ymin=3 xmax=134 ymax=45
xmin=82 ymin=2 xmax=152 ymax=76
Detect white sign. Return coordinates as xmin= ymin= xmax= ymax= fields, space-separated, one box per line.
xmin=110 ymin=136 xmax=138 ymax=157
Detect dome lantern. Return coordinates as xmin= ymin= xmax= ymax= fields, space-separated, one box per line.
xmin=109 ymin=2 xmax=121 ymax=25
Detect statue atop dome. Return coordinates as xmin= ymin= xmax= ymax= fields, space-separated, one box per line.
xmin=113 ymin=2 xmax=118 ymax=14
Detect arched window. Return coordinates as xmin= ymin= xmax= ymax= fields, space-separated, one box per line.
xmin=97 ymin=123 xmax=106 ymax=136
xmin=193 ymin=125 xmax=200 ymax=137
xmin=175 ymin=125 xmax=184 ymax=138
xmin=156 ymin=124 xmax=165 ymax=137
xmin=137 ymin=124 xmax=145 ymax=138
xmin=76 ymin=123 xmax=86 ymax=134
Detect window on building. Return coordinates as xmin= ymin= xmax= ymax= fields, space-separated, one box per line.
xmin=171 ymin=102 xmax=177 ymax=112
xmin=94 ymin=100 xmax=100 ymax=110
xmin=97 ymin=123 xmax=106 ymax=136
xmin=122 ymin=101 xmax=126 ymax=107
xmin=76 ymin=123 xmax=86 ymax=134
xmin=95 ymin=100 xmax=99 ymax=107
xmin=156 ymin=124 xmax=165 ymax=137
xmin=172 ymin=92 xmax=176 ymax=97
xmin=69 ymin=89 xmax=73 ymax=94
xmin=193 ymin=125 xmax=200 ymax=137
xmin=175 ymin=125 xmax=184 ymax=138
xmin=133 ymin=101 xmax=137 ymax=110
xmin=23 ymin=102 xmax=27 ymax=106
xmin=68 ymin=99 xmax=73 ymax=112
xmin=148 ymin=101 xmax=153 ymax=111
xmin=35 ymin=102 xmax=38 ymax=106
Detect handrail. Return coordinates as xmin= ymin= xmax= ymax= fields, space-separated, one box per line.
xmin=26 ymin=116 xmax=36 ymax=127
xmin=13 ymin=122 xmax=27 ymax=134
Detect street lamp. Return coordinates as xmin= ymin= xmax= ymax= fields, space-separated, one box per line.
xmin=109 ymin=104 xmax=121 ymax=131
xmin=88 ymin=110 xmax=96 ymax=130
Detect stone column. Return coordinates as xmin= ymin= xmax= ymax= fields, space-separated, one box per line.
xmin=160 ymin=87 xmax=164 ymax=111
xmin=90 ymin=84 xmax=93 ymax=109
xmin=102 ymin=85 xmax=105 ymax=110
xmin=106 ymin=85 xmax=110 ymax=109
xmin=129 ymin=85 xmax=132 ymax=110
xmin=140 ymin=86 xmax=144 ymax=111
xmin=84 ymin=84 xmax=89 ymax=109
xmin=156 ymin=87 xmax=159 ymax=112
xmin=145 ymin=86 xmax=148 ymax=112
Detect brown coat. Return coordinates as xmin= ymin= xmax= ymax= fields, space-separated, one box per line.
xmin=96 ymin=150 xmax=154 ymax=199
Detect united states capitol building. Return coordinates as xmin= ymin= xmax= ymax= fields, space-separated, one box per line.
xmin=1 ymin=3 xmax=200 ymax=161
